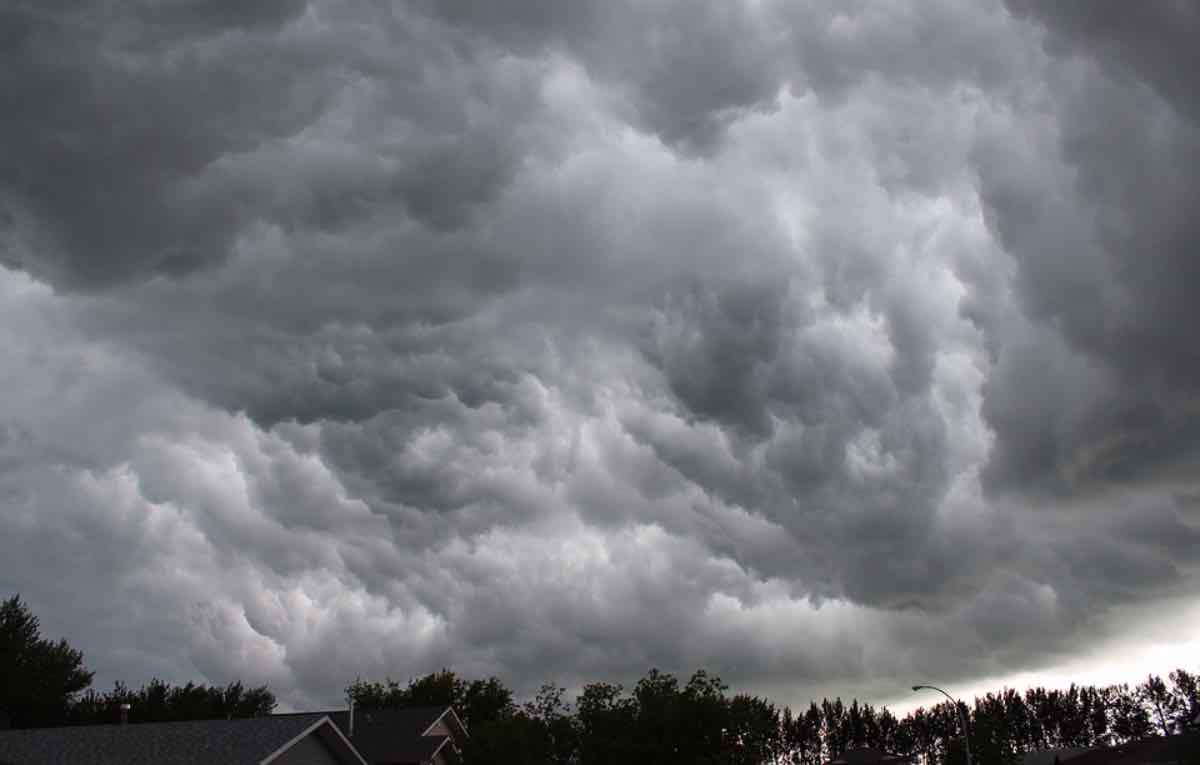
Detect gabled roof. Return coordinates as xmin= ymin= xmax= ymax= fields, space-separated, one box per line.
xmin=0 ymin=715 xmax=363 ymax=765
xmin=335 ymin=707 xmax=447 ymax=738
xmin=281 ymin=706 xmax=464 ymax=765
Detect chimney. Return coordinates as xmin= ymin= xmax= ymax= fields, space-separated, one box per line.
xmin=119 ymin=703 xmax=131 ymax=726
xmin=348 ymin=699 xmax=355 ymax=738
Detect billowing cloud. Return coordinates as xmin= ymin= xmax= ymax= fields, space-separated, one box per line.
xmin=1 ymin=0 xmax=1198 ymax=713
xmin=974 ymin=1 xmax=1200 ymax=495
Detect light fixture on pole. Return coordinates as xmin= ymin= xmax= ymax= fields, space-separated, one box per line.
xmin=912 ymin=685 xmax=972 ymax=765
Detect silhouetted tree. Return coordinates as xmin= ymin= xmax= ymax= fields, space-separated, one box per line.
xmin=575 ymin=681 xmax=636 ymax=765
xmin=67 ymin=678 xmax=275 ymax=724
xmin=726 ymin=694 xmax=782 ymax=765
xmin=784 ymin=701 xmax=824 ymax=765
xmin=1079 ymin=684 xmax=1110 ymax=746
xmin=0 ymin=595 xmax=94 ymax=728
xmin=460 ymin=708 xmax=548 ymax=765
xmin=877 ymin=707 xmax=900 ymax=753
xmin=346 ymin=668 xmax=513 ymax=729
xmin=971 ymin=694 xmax=1018 ymax=765
xmin=463 ymin=677 xmax=516 ymax=729
xmin=358 ymin=663 xmax=1200 ymax=765
xmin=521 ymin=684 xmax=577 ymax=765
xmin=1169 ymin=669 xmax=1199 ymax=732
xmin=942 ymin=735 xmax=968 ymax=765
xmin=1110 ymin=684 xmax=1153 ymax=742
xmin=1138 ymin=674 xmax=1179 ymax=737
xmin=344 ymin=677 xmax=407 ymax=708
xmin=822 ymin=698 xmax=849 ymax=758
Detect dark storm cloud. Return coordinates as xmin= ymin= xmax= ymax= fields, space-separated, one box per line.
xmin=0 ymin=0 xmax=531 ymax=288
xmin=0 ymin=1 xmax=328 ymax=286
xmin=1004 ymin=0 xmax=1200 ymax=120
xmin=1 ymin=0 xmax=1199 ymax=714
xmin=972 ymin=2 xmax=1200 ymax=495
xmin=418 ymin=0 xmax=791 ymax=152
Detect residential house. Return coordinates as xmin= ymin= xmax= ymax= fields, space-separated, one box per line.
xmin=1066 ymin=731 xmax=1199 ymax=765
xmin=319 ymin=706 xmax=467 ymax=765
xmin=0 ymin=714 xmax=366 ymax=765
xmin=0 ymin=704 xmax=466 ymax=765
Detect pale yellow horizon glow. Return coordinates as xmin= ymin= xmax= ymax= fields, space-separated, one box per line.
xmin=882 ymin=595 xmax=1200 ymax=716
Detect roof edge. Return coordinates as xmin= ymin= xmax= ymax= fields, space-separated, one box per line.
xmin=260 ymin=716 xmax=368 ymax=765
xmin=420 ymin=707 xmax=468 ymax=740
xmin=317 ymin=716 xmax=371 ymax=765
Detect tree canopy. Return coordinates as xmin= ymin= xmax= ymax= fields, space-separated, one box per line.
xmin=0 ymin=595 xmax=94 ymax=729
xmin=0 ymin=595 xmax=273 ymax=729
xmin=67 ymin=678 xmax=276 ymax=725
xmin=347 ymin=666 xmax=1200 ymax=765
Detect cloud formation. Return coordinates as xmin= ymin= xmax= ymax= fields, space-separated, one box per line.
xmin=1 ymin=0 xmax=1198 ymax=711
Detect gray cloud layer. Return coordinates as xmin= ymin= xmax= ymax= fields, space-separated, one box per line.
xmin=1 ymin=0 xmax=1198 ymax=710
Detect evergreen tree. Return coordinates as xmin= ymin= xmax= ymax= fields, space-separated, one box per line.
xmin=0 ymin=595 xmax=94 ymax=728
xmin=67 ymin=679 xmax=276 ymax=724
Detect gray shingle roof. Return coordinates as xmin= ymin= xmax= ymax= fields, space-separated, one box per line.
xmin=330 ymin=707 xmax=448 ymax=740
xmin=300 ymin=707 xmax=454 ymax=765
xmin=1066 ymin=731 xmax=1200 ymax=765
xmin=0 ymin=715 xmax=328 ymax=765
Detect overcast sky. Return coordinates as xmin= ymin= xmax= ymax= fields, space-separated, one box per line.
xmin=2 ymin=0 xmax=1199 ymax=714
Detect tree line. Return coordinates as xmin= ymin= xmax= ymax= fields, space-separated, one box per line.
xmin=4 ymin=594 xmax=1198 ymax=764
xmin=1 ymin=595 xmax=275 ymax=728
xmin=347 ymin=666 xmax=1200 ymax=765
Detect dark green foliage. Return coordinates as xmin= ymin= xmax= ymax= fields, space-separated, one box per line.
xmin=1 ymin=595 xmax=273 ymax=729
xmin=401 ymin=667 xmax=788 ymax=765
xmin=345 ymin=669 xmax=514 ymax=730
xmin=0 ymin=595 xmax=94 ymax=728
xmin=575 ymin=681 xmax=637 ymax=765
xmin=465 ymin=677 xmax=517 ymax=728
xmin=942 ymin=736 xmax=968 ymax=765
xmin=970 ymin=695 xmax=1019 ymax=765
xmin=67 ymin=678 xmax=276 ymax=724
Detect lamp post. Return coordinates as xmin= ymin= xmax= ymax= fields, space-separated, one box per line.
xmin=912 ymin=685 xmax=972 ymax=765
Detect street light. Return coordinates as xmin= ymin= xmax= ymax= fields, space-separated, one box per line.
xmin=912 ymin=685 xmax=972 ymax=765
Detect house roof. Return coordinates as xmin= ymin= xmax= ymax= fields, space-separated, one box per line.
xmin=1066 ymin=732 xmax=1200 ymax=765
xmin=335 ymin=708 xmax=447 ymax=765
xmin=1021 ymin=747 xmax=1094 ymax=765
xmin=0 ymin=715 xmax=360 ymax=765
xmin=337 ymin=707 xmax=447 ymax=737
xmin=828 ymin=747 xmax=914 ymax=765
xmin=281 ymin=707 xmax=461 ymax=765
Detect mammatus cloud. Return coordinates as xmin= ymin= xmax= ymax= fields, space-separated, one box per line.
xmin=977 ymin=1 xmax=1200 ymax=497
xmin=0 ymin=0 xmax=1197 ymax=711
